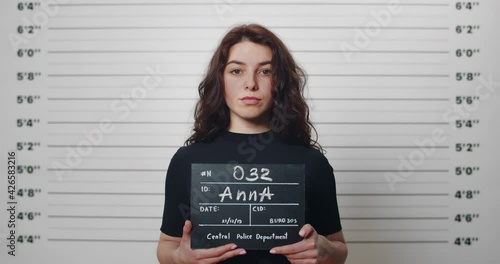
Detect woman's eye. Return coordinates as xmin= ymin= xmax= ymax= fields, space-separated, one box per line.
xmin=230 ymin=69 xmax=242 ymax=75
xmin=260 ymin=69 xmax=272 ymax=75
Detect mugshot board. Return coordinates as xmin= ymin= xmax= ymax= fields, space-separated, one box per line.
xmin=1 ymin=0 xmax=499 ymax=263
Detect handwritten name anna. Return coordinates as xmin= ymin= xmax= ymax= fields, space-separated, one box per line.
xmin=218 ymin=186 xmax=274 ymax=202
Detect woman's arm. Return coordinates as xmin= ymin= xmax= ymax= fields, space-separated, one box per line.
xmin=157 ymin=233 xmax=181 ymax=264
xmin=319 ymin=231 xmax=348 ymax=264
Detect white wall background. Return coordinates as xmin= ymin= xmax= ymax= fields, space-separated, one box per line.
xmin=1 ymin=0 xmax=499 ymax=263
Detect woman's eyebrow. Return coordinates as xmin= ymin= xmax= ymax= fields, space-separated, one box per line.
xmin=226 ymin=60 xmax=272 ymax=66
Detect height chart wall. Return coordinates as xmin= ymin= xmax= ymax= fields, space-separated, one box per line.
xmin=1 ymin=1 xmax=499 ymax=263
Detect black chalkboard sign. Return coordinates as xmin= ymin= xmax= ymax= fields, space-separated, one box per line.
xmin=190 ymin=163 xmax=305 ymax=250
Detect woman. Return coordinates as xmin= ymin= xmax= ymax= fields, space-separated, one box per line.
xmin=157 ymin=24 xmax=347 ymax=264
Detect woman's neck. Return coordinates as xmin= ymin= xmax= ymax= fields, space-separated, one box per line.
xmin=227 ymin=115 xmax=271 ymax=134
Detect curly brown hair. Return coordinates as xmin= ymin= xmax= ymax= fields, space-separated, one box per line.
xmin=185 ymin=23 xmax=320 ymax=150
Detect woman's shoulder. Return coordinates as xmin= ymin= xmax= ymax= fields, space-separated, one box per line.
xmin=285 ymin=143 xmax=327 ymax=160
xmin=171 ymin=142 xmax=201 ymax=157
xmin=305 ymin=147 xmax=330 ymax=165
xmin=170 ymin=140 xmax=217 ymax=162
xmin=272 ymin=142 xmax=331 ymax=169
xmin=285 ymin=144 xmax=332 ymax=172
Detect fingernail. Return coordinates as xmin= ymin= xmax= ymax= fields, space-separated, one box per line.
xmin=239 ymin=250 xmax=246 ymax=255
xmin=299 ymin=230 xmax=305 ymax=236
xmin=230 ymin=244 xmax=237 ymax=250
xmin=269 ymin=249 xmax=276 ymax=254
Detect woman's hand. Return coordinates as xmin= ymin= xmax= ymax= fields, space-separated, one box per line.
xmin=269 ymin=224 xmax=339 ymax=264
xmin=172 ymin=220 xmax=246 ymax=264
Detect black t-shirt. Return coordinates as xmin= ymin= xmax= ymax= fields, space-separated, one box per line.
xmin=160 ymin=130 xmax=342 ymax=263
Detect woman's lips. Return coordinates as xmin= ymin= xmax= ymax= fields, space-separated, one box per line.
xmin=240 ymin=96 xmax=261 ymax=105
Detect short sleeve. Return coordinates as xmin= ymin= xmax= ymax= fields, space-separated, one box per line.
xmin=305 ymin=150 xmax=342 ymax=236
xmin=160 ymin=147 xmax=191 ymax=237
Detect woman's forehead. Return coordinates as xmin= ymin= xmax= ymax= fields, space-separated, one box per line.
xmin=227 ymin=41 xmax=272 ymax=63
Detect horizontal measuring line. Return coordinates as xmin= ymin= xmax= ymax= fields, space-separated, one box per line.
xmin=333 ymin=157 xmax=450 ymax=160
xmin=341 ymin=217 xmax=449 ymax=220
xmin=47 ymin=73 xmax=197 ymax=76
xmin=47 ymin=156 xmax=169 ymax=160
xmin=45 ymin=121 xmax=450 ymax=125
xmin=340 ymin=205 xmax=449 ymax=208
xmin=45 ymin=97 xmax=449 ymax=101
xmin=337 ymin=193 xmax=449 ymax=196
xmin=48 ymin=238 xmax=157 ymax=243
xmin=47 ymin=26 xmax=449 ymax=30
xmin=47 ymin=85 xmax=448 ymax=89
xmin=323 ymin=146 xmax=449 ymax=149
xmin=47 ymin=73 xmax=200 ymax=76
xmin=49 ymin=226 xmax=158 ymax=231
xmin=45 ymin=73 xmax=449 ymax=78
xmin=48 ymin=237 xmax=446 ymax=244
xmin=46 ymin=50 xmax=449 ymax=54
xmin=48 ymin=239 xmax=449 ymax=245
xmin=46 ymin=61 xmax=449 ymax=67
xmin=45 ymin=168 xmax=449 ymax=173
xmin=49 ymin=180 xmax=163 ymax=184
xmin=47 ymin=97 xmax=196 ymax=100
xmin=313 ymin=74 xmax=449 ymax=77
xmin=344 ymin=228 xmax=449 ymax=232
xmin=52 ymin=14 xmax=449 ymax=20
xmin=45 ymin=50 xmax=205 ymax=53
xmin=47 ymin=144 xmax=179 ymax=148
xmin=47 ymin=121 xmax=190 ymax=124
xmin=48 ymin=215 xmax=161 ymax=219
xmin=45 ymin=52 xmax=450 ymax=58
xmin=45 ymin=110 xmax=448 ymax=114
xmin=199 ymin=224 xmax=298 ymax=227
xmin=338 ymin=181 xmax=449 ymax=184
xmin=335 ymin=170 xmax=449 ymax=172
xmin=200 ymin=182 xmax=299 ymax=185
xmin=46 ymin=38 xmax=449 ymax=44
xmin=310 ymin=98 xmax=449 ymax=101
xmin=47 ymin=168 xmax=165 ymax=172
xmin=297 ymin=50 xmax=449 ymax=54
xmin=48 ymin=3 xmax=450 ymax=7
xmin=52 ymin=13 xmax=449 ymax=18
xmin=315 ymin=122 xmax=449 ymax=125
xmin=49 ymin=203 xmax=163 ymax=207
xmin=347 ymin=240 xmax=448 ymax=244
xmin=48 ymin=191 xmax=163 ymax=195
xmin=46 ymin=191 xmax=446 ymax=197
xmin=47 ymin=133 xmax=181 ymax=136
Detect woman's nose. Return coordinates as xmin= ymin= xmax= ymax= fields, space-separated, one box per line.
xmin=244 ymin=74 xmax=257 ymax=91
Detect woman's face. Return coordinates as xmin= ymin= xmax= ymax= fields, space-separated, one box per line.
xmin=223 ymin=40 xmax=274 ymax=131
